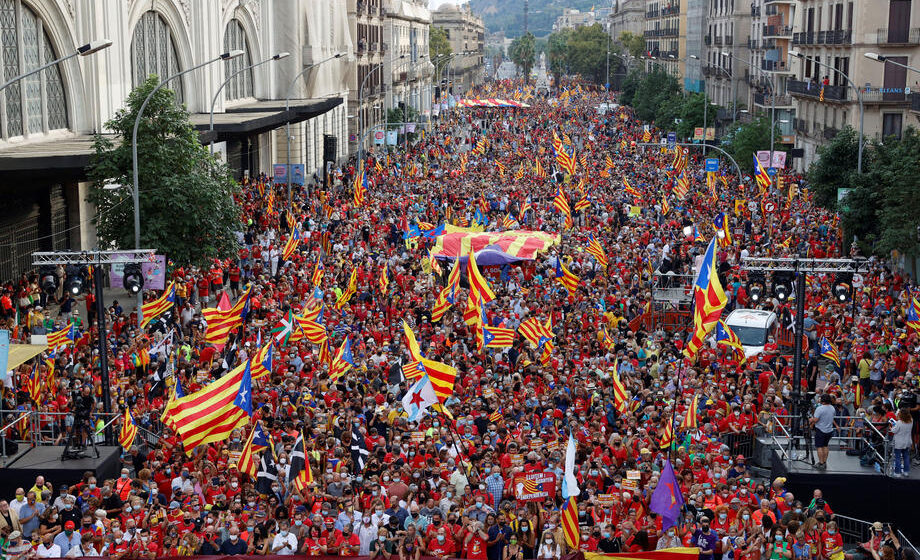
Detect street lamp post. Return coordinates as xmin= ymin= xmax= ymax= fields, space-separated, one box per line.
xmin=284 ymin=52 xmax=345 ymax=200
xmin=210 ymin=52 xmax=290 ymax=155
xmin=0 ymin=38 xmax=112 ymax=91
xmin=789 ymin=49 xmax=864 ymax=174
xmin=132 ymin=50 xmax=243 ymax=328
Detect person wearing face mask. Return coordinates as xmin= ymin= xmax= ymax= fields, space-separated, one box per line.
xmin=536 ymin=530 xmax=561 ymax=560
xmin=657 ymin=525 xmax=682 ymax=550
xmin=220 ymin=526 xmax=248 ymax=555
xmin=369 ymin=527 xmax=393 ymax=559
xmin=271 ymin=521 xmax=298 ymax=556
xmin=693 ymin=517 xmax=718 ymax=560
xmin=428 ymin=527 xmax=456 ymax=560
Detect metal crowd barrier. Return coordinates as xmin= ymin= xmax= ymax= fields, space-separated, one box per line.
xmin=769 ymin=413 xmax=891 ymax=476
xmin=835 ymin=514 xmax=919 ymax=558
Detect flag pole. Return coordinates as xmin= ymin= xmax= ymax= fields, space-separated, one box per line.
xmin=444 ymin=411 xmax=477 ymax=486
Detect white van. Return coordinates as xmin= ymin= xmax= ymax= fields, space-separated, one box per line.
xmin=724 ymin=308 xmax=779 ymax=358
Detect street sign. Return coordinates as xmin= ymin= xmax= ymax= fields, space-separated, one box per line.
xmin=667 ymin=132 xmax=677 ymax=150
xmin=767 ymin=167 xmax=778 ymax=176
xmin=705 ymin=158 xmax=719 ymax=172
xmin=763 ymin=201 xmax=777 ymax=213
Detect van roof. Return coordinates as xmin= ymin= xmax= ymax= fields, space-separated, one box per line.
xmin=725 ymin=308 xmax=777 ymax=328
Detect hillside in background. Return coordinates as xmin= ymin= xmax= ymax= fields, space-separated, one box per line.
xmin=469 ymin=0 xmax=598 ymax=38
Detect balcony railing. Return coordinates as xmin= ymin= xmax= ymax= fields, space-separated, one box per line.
xmin=818 ymin=29 xmax=852 ymax=44
xmin=662 ymin=4 xmax=680 ymax=15
xmin=661 ymin=27 xmax=678 ymax=37
xmin=763 ymin=25 xmax=793 ymax=38
xmin=793 ymin=31 xmax=814 ymax=45
xmin=725 ymin=35 xmax=733 ymax=45
xmin=761 ymin=59 xmax=789 ymax=72
xmin=860 ymin=89 xmax=909 ymax=103
xmin=754 ymin=93 xmax=795 ymax=107
xmin=705 ymin=35 xmax=711 ymax=45
xmin=795 ymin=118 xmax=808 ymax=134
xmin=748 ymin=38 xmax=760 ymax=49
xmin=912 ymin=92 xmax=920 ymax=112
xmin=788 ymin=79 xmax=848 ymax=101
xmin=874 ymin=27 xmax=920 ymax=45
xmin=646 ymin=9 xmax=659 ymax=18
xmin=714 ymin=36 xmax=723 ymax=45
xmin=751 ymin=5 xmax=761 ymax=17
xmin=824 ymin=127 xmax=840 ymax=140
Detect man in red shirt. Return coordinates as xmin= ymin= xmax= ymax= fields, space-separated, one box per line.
xmin=428 ymin=527 xmax=456 ymax=559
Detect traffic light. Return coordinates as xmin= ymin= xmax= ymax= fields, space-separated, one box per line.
xmin=777 ymin=175 xmax=785 ymax=190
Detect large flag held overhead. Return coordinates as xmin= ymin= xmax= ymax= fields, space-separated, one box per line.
xmin=684 ymin=238 xmax=727 ymax=360
xmin=715 ymin=320 xmax=746 ymax=364
xmin=517 ymin=317 xmax=553 ymax=349
xmin=819 ymin=337 xmax=841 ymax=367
xmin=680 ymin=394 xmax=699 ymax=430
xmin=555 ymin=258 xmax=579 ymax=296
xmin=466 ymin=249 xmax=496 ymax=304
xmin=328 ymin=336 xmax=356 ymax=381
xmin=140 ymin=282 xmax=176 ymax=328
xmin=754 ymin=154 xmax=773 ymax=190
xmin=46 ymin=322 xmax=78 ymax=349
xmin=401 ymin=374 xmax=439 ymax=421
xmin=255 ymin=452 xmax=279 ymax=495
xmin=281 ymin=228 xmax=302 ymax=261
xmin=202 ymin=285 xmax=252 ymax=346
xmin=481 ymin=322 xmax=516 ymax=348
xmin=906 ymin=287 xmax=920 ymax=331
xmin=586 ymin=234 xmax=608 ymax=269
xmin=353 ymin=166 xmax=368 ymax=206
xmin=237 ymin=426 xmax=259 ymax=478
xmin=649 ymin=461 xmax=685 ymax=530
xmin=162 ymin=360 xmax=253 ymax=448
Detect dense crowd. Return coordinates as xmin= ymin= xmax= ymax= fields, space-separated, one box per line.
xmin=0 ymin=80 xmax=917 ymax=560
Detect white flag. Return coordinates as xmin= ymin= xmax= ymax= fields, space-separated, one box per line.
xmin=562 ymin=432 xmax=581 ymax=498
xmin=401 ymin=375 xmax=439 ymax=422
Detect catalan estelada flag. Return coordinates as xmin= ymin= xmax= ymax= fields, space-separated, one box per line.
xmin=250 ymin=341 xmax=274 ymax=379
xmin=236 ymin=424 xmax=259 ymax=478
xmin=281 ymin=227 xmax=301 ymax=261
xmin=334 ymin=268 xmax=358 ymax=309
xmin=162 ymin=360 xmax=253 ymax=449
xmin=624 ymin=178 xmax=641 ymax=198
xmin=754 ymin=153 xmax=773 ymax=190
xmin=329 ymin=336 xmax=356 ymax=381
xmin=312 ymin=261 xmax=324 ymax=286
xmin=713 ymin=212 xmax=732 ymax=246
xmin=611 ymin=361 xmax=629 ymax=414
xmin=586 ymin=234 xmax=608 ymax=269
xmin=715 ymin=320 xmax=746 ymax=364
xmin=560 ymin=496 xmax=580 ymax=550
xmin=659 ymin=417 xmax=674 ymax=449
xmin=466 ymin=250 xmax=496 ymax=304
xmin=533 ymin=157 xmax=546 ymax=178
xmin=481 ymin=322 xmax=516 ymax=348
xmin=906 ymin=287 xmax=920 ymax=331
xmin=140 ymin=282 xmax=176 ymax=328
xmin=555 ymin=258 xmax=579 ymax=296
xmin=517 ymin=317 xmax=553 ymax=349
xmin=819 ymin=337 xmax=841 ymax=367
xmin=379 ymin=264 xmax=389 ymax=294
xmin=683 ymin=238 xmax=727 ymax=360
xmin=353 ymin=166 xmax=367 ymax=206
xmin=202 ymin=285 xmax=252 ymax=346
xmin=431 ymin=287 xmax=451 ymax=322
xmin=118 ymin=408 xmax=138 ymax=451
xmin=46 ymin=322 xmax=78 ymax=349
xmin=673 ymin=171 xmax=690 ymax=199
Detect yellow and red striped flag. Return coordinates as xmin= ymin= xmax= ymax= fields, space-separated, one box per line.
xmin=140 ymin=282 xmax=176 ymax=328
xmin=236 ymin=425 xmax=259 ymax=479
xmin=560 ymin=497 xmax=580 ymax=550
xmin=680 ymin=394 xmax=699 ymax=430
xmin=118 ymin=408 xmax=138 ymax=451
xmin=334 ymin=268 xmax=358 ymax=309
xmin=612 ymin=361 xmax=629 ymax=414
xmin=684 ymin=238 xmax=727 ymax=360
xmin=162 ymin=361 xmax=253 ymax=449
xmin=281 ymin=228 xmax=302 ymax=261
xmin=46 ymin=323 xmax=77 ymax=349
xmin=202 ymin=285 xmax=252 ymax=346
xmin=555 ymin=258 xmax=579 ymax=296
xmin=466 ymin=250 xmax=496 ymax=304
xmin=379 ymin=265 xmax=389 ymax=295
xmin=586 ymin=234 xmax=608 ymax=269
xmin=328 ymin=337 xmax=356 ymax=381
xmin=431 ymin=287 xmax=451 ymax=322
xmin=659 ymin=418 xmax=674 ymax=449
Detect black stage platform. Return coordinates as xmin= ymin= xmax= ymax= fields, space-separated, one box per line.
xmin=757 ymin=439 xmax=920 ymax=544
xmin=0 ymin=446 xmax=122 ymax=496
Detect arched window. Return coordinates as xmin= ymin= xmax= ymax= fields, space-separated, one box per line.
xmin=131 ymin=11 xmax=183 ymax=102
xmin=0 ymin=0 xmax=68 ymax=140
xmin=223 ymin=19 xmax=252 ymax=101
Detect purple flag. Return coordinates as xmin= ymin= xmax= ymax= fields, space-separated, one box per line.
xmin=650 ymin=460 xmax=684 ymax=530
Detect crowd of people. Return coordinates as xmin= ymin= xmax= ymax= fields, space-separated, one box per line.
xmin=1 ymin=79 xmax=917 ymax=560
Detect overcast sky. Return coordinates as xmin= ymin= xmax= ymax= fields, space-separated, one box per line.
xmin=428 ymin=0 xmax=467 ymax=9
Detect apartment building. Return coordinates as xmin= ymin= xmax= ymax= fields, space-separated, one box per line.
xmin=703 ymin=0 xmax=751 ymax=116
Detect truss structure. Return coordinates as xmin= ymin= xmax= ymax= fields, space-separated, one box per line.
xmin=32 ymin=250 xmax=156 ymax=267
xmin=741 ymin=256 xmax=864 ymax=274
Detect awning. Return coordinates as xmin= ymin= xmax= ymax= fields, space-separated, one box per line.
xmin=0 ymin=134 xmax=104 ymax=181
xmin=194 ymin=97 xmax=344 ymax=144
xmin=7 ymin=343 xmax=48 ymax=371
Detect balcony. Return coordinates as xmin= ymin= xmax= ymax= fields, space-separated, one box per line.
xmin=725 ymin=35 xmax=733 ymax=45
xmin=824 ymin=127 xmax=840 ymax=140
xmin=794 ymin=118 xmax=808 ymax=134
xmin=754 ymin=93 xmax=795 ymax=107
xmin=763 ymin=25 xmax=793 ymax=38
xmin=874 ymin=27 xmax=920 ymax=45
xmin=714 ymin=36 xmax=723 ymax=45
xmin=751 ymin=5 xmax=761 ymax=17
xmin=818 ymin=29 xmax=852 ymax=44
xmin=705 ymin=34 xmax=711 ymax=45
xmin=912 ymin=93 xmax=920 ymax=113
xmin=793 ymin=31 xmax=814 ymax=45
xmin=788 ymin=79 xmax=848 ymax=101
xmin=662 ymin=4 xmax=680 ymax=15
xmin=646 ymin=9 xmax=660 ymax=18
xmin=860 ymin=88 xmax=910 ymax=104
xmin=761 ymin=59 xmax=790 ymax=72
xmin=748 ymin=38 xmax=760 ymax=49
xmin=661 ymin=27 xmax=679 ymax=37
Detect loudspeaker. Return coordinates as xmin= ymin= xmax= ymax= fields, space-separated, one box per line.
xmin=323 ymin=135 xmax=337 ymax=162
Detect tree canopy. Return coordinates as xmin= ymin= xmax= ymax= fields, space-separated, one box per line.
xmin=86 ymin=76 xmax=242 ymax=267
xmin=509 ymin=32 xmax=536 ymax=82
xmin=429 ymin=27 xmax=452 ymax=80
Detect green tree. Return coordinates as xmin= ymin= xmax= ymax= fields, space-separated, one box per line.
xmin=86 ymin=77 xmax=241 ymax=266
xmin=632 ymin=67 xmax=679 ymax=122
xmin=429 ymin=27 xmax=452 ymax=81
xmin=386 ymin=105 xmax=422 ymax=143
xmin=618 ymin=31 xmax=646 ymax=58
xmin=509 ymin=32 xmax=536 ymax=82
xmin=721 ymin=115 xmax=785 ymax=173
xmin=872 ymin=128 xmax=920 ymax=258
xmin=675 ymin=92 xmax=717 ymax=139
xmin=619 ymin=68 xmax=642 ymax=105
xmin=565 ymin=24 xmax=612 ymax=84
xmin=546 ymin=29 xmax=571 ymax=86
xmin=806 ymin=126 xmax=859 ymax=209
